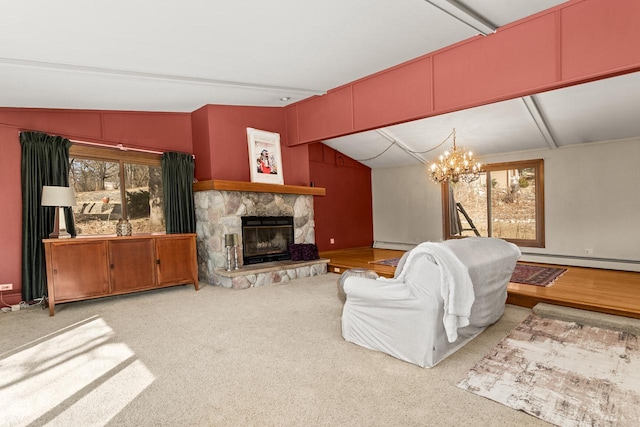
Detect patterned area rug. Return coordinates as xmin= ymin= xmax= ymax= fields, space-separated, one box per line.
xmin=370 ymin=257 xmax=401 ymax=267
xmin=510 ymin=263 xmax=567 ymax=286
xmin=457 ymin=315 xmax=640 ymax=426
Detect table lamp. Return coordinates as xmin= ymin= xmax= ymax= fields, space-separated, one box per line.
xmin=41 ymin=185 xmax=76 ymax=238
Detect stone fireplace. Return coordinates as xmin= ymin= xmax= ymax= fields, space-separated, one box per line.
xmin=193 ymin=181 xmax=327 ymax=289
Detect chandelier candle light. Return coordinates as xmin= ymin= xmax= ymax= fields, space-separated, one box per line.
xmin=429 ymin=129 xmax=483 ymax=183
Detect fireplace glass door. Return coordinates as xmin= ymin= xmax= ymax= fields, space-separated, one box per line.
xmin=241 ymin=216 xmax=294 ymax=264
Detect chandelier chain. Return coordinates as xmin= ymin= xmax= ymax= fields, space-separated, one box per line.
xmin=353 ymin=141 xmax=396 ymax=162
xmin=405 ymin=129 xmax=455 ymax=155
xmin=354 ymin=129 xmax=456 ymax=162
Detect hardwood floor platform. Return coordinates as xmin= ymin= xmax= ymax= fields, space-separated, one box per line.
xmin=507 ymin=262 xmax=640 ymax=319
xmin=320 ymin=247 xmax=405 ymax=278
xmin=319 ymin=247 xmax=640 ymax=319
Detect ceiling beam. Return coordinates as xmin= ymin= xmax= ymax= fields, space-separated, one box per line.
xmin=424 ymin=0 xmax=497 ymax=35
xmin=0 ymin=56 xmax=324 ymax=97
xmin=521 ymin=95 xmax=558 ymax=149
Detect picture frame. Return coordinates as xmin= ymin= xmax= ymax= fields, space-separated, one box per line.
xmin=247 ymin=128 xmax=284 ymax=185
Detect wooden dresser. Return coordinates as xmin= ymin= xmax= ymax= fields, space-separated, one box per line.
xmin=43 ymin=233 xmax=199 ymax=316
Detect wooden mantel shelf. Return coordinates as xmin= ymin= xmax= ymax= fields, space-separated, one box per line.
xmin=193 ymin=179 xmax=326 ymax=196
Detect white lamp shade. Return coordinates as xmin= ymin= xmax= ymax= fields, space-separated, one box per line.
xmin=41 ymin=186 xmax=76 ymax=207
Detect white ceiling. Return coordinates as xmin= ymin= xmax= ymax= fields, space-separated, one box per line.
xmin=2 ymin=0 xmax=638 ymax=168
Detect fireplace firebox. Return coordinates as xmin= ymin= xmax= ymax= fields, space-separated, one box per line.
xmin=241 ymin=216 xmax=294 ymax=265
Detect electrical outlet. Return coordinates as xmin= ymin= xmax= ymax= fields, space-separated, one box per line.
xmin=330 ymin=238 xmax=335 ymax=244
xmin=585 ymin=248 xmax=593 ymax=256
xmin=0 ymin=283 xmax=13 ymax=291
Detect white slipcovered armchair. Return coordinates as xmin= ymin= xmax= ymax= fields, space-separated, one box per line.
xmin=341 ymin=237 xmax=520 ymax=368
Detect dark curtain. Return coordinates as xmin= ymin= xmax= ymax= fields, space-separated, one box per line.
xmin=162 ymin=152 xmax=196 ymax=234
xmin=20 ymin=131 xmax=76 ymax=302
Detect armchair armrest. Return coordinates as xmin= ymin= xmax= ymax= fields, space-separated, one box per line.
xmin=344 ymin=277 xmax=411 ymax=302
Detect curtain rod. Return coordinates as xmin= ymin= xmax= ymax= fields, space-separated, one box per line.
xmin=11 ymin=129 xmax=195 ymax=159
xmin=70 ymin=139 xmax=163 ymax=155
xmin=70 ymin=138 xmax=195 ymax=159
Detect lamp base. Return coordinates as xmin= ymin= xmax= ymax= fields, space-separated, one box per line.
xmin=48 ymin=207 xmax=71 ymax=238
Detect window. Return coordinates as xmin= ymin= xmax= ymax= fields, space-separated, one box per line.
xmin=443 ymin=159 xmax=544 ymax=247
xmin=69 ymin=145 xmax=165 ymax=236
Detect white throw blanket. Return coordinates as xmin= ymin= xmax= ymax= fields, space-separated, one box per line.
xmin=391 ymin=242 xmax=475 ymax=342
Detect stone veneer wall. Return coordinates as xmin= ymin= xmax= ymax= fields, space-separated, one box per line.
xmin=194 ymin=190 xmax=316 ymax=287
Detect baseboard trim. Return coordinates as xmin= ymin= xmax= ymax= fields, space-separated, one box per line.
xmin=372 ymin=241 xmax=417 ymax=251
xmin=520 ymin=252 xmax=640 ymax=272
xmin=521 ymin=252 xmax=639 ymax=265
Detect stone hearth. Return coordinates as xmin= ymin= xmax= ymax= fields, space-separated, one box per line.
xmin=194 ymin=188 xmax=321 ymax=288
xmin=213 ymin=259 xmax=328 ymax=290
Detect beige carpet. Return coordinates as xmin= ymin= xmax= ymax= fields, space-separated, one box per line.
xmin=458 ymin=314 xmax=640 ymax=427
xmin=0 ymin=274 xmax=547 ymax=426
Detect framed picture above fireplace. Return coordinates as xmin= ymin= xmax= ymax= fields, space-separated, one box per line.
xmin=247 ymin=127 xmax=284 ymax=185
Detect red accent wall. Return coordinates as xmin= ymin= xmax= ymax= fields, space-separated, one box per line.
xmin=284 ymin=104 xmax=299 ymax=150
xmin=0 ymin=108 xmax=193 ymax=304
xmin=281 ymin=144 xmax=310 ymax=186
xmin=101 ymin=112 xmax=192 ymax=151
xmin=0 ymin=108 xmax=192 ymax=151
xmin=191 ymin=104 xmax=310 ymax=186
xmin=191 ymin=106 xmax=213 ymax=180
xmin=309 ymin=143 xmax=373 ymax=251
xmin=0 ymin=125 xmax=23 ymax=305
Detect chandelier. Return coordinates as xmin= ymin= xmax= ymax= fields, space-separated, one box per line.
xmin=429 ymin=129 xmax=483 ymax=184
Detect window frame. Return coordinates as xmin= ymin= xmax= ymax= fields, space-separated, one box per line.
xmin=69 ymin=144 xmax=163 ymax=234
xmin=441 ymin=158 xmax=545 ymax=248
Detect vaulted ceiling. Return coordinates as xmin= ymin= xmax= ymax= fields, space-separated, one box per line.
xmin=2 ymin=1 xmax=638 ymax=167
